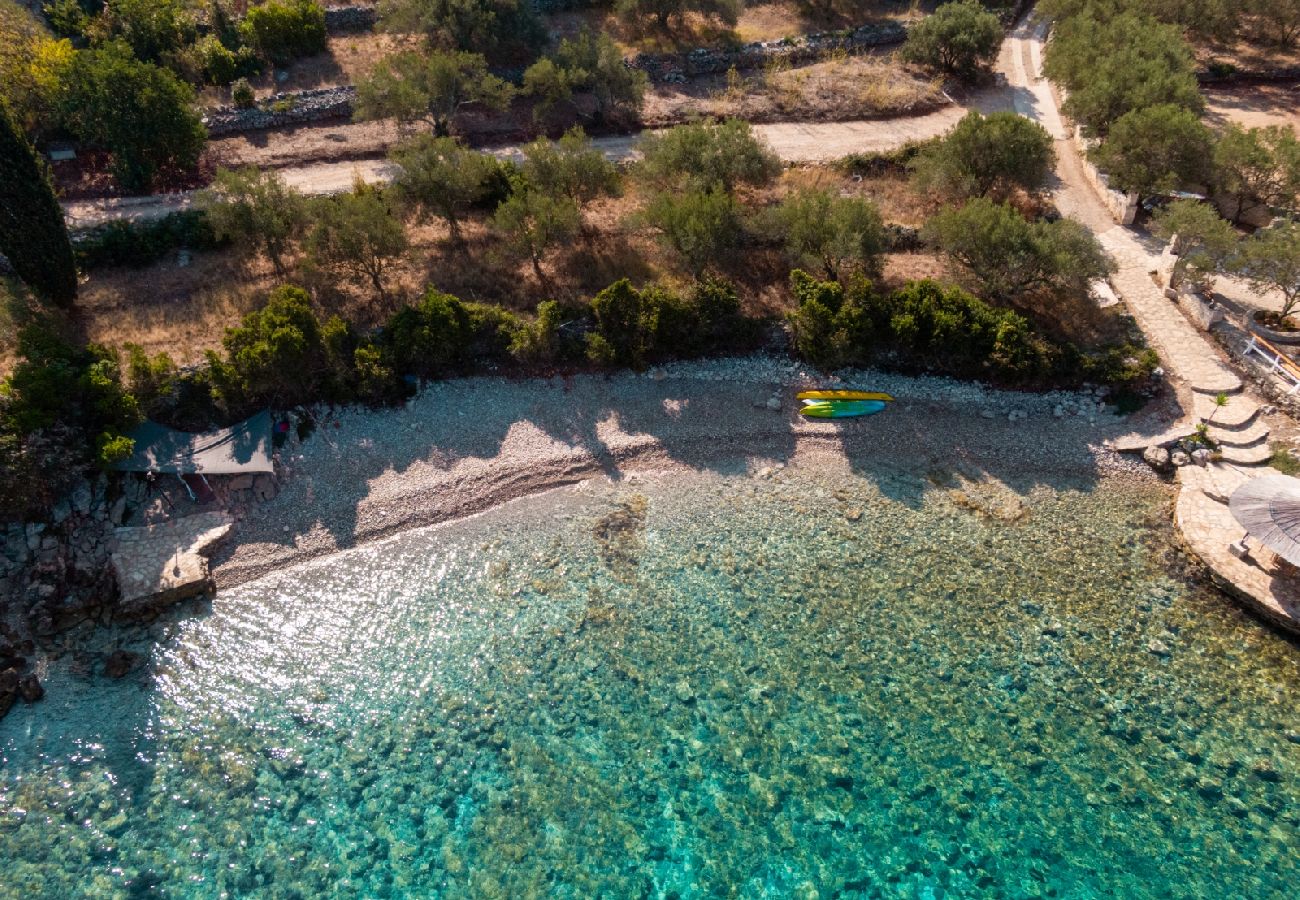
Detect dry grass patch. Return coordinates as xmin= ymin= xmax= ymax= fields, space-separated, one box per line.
xmin=646 ymin=53 xmax=944 ymax=126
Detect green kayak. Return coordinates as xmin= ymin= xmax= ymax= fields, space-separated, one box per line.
xmin=799 ymin=399 xmax=888 ymax=419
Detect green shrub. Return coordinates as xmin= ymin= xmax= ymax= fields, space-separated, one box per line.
xmin=380 ymin=288 xmax=522 ymax=379
xmin=787 ymin=271 xmax=1062 ymax=385
xmin=231 ymin=76 xmax=256 ymax=108
xmin=640 ymin=187 xmax=745 ymax=277
xmin=586 ymin=277 xmax=757 ymax=369
xmin=73 ymin=209 xmax=226 ymax=270
xmin=909 ymin=111 xmax=1056 ymax=200
xmin=221 ymin=284 xmax=342 ymax=409
xmin=240 ymin=0 xmax=327 ymax=65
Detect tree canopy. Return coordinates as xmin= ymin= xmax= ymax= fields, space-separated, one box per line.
xmin=376 ymin=0 xmax=544 ymax=62
xmin=355 ymin=49 xmax=513 ymax=137
xmin=924 ymin=198 xmax=1114 ymax=300
xmin=910 ymin=111 xmax=1055 ymax=200
xmin=1213 ymin=125 xmax=1300 ymax=224
xmin=901 ymin=0 xmax=1003 ymax=80
xmin=766 ymin=187 xmax=886 ymax=280
xmin=0 ymin=102 xmax=77 ymax=307
xmin=1090 ymin=103 xmax=1214 ymax=198
xmin=60 ymin=44 xmax=207 ymax=191
xmin=201 ymin=167 xmax=309 ymax=276
xmin=638 ymin=119 xmax=781 ymax=193
xmin=1044 ymin=10 xmax=1202 ymax=136
xmin=389 ymin=135 xmax=498 ymax=242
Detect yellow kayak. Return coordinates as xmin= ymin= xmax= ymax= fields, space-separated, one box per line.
xmin=796 ymin=390 xmax=894 ymax=402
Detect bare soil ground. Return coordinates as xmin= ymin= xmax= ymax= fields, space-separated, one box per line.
xmin=1194 ymin=22 xmax=1300 ymax=74
xmin=1203 ymin=84 xmax=1300 ymax=137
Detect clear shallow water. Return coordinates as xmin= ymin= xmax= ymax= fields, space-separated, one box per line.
xmin=2 ymin=463 xmax=1299 ymax=899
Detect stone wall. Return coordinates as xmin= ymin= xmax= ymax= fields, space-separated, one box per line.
xmin=628 ymin=22 xmax=908 ymax=83
xmin=324 ymin=5 xmax=377 ymax=33
xmin=1072 ymin=125 xmax=1138 ymax=226
xmin=203 ymin=85 xmax=357 ymax=137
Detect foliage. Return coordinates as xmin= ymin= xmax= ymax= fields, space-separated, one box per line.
xmin=201 ymin=167 xmax=309 ymax=276
xmin=586 ymin=277 xmax=752 ymax=368
xmin=492 ymin=186 xmax=581 ymax=284
xmin=1090 ymin=104 xmax=1214 ymax=197
xmin=616 ymin=0 xmax=741 ymax=32
xmin=74 ymin=209 xmax=225 ymax=270
xmin=1213 ymin=125 xmax=1300 ymax=224
xmin=384 ymin=287 xmax=520 ymax=378
xmin=523 ymin=29 xmax=646 ymax=127
xmin=638 ymin=119 xmax=781 ymax=193
xmin=306 ymin=181 xmax=410 ymax=300
xmin=239 ymin=0 xmax=327 ymax=66
xmin=1234 ymin=221 xmax=1300 ymax=320
xmin=232 ymin=76 xmax=256 ymax=107
xmin=60 ymin=44 xmax=207 ymax=191
xmin=923 ymin=199 xmax=1114 ymax=300
xmin=1246 ymin=0 xmax=1300 ymax=48
xmin=787 ymin=271 xmax=1063 ymax=384
xmin=124 ymin=342 xmax=179 ymax=415
xmin=909 ymin=111 xmax=1055 ymax=200
xmin=1043 ymin=11 xmax=1202 ymax=136
xmin=221 ymin=284 xmax=343 ymax=408
xmin=195 ymin=34 xmax=261 ymax=86
xmin=1149 ymin=200 xmax=1239 ymax=287
xmin=1039 ymin=0 xmax=1241 ymax=42
xmin=0 ymin=317 xmax=141 ymax=514
xmin=0 ymin=103 xmax=77 ymax=306
xmin=901 ymin=0 xmax=1002 ymax=80
xmin=519 ymin=128 xmax=620 ymax=205
xmin=389 ymin=135 xmax=500 ymax=242
xmin=640 ymin=187 xmax=745 ymax=277
xmin=765 ymin=187 xmax=886 ymax=281
xmin=89 ymin=0 xmax=194 ymax=64
xmin=0 ymin=6 xmax=74 ymax=136
xmin=376 ymin=0 xmax=544 ymax=62
xmin=355 ymin=49 xmax=512 ymax=136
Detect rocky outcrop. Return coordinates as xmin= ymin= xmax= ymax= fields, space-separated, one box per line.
xmin=111 ymin=512 xmax=234 ymax=619
xmin=0 ymin=631 xmax=40 ymax=721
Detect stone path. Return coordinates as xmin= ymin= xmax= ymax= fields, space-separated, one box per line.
xmin=111 ymin=512 xmax=232 ymax=616
xmin=1005 ymin=17 xmax=1300 ymax=632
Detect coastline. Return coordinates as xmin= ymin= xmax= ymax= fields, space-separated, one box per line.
xmin=209 ymin=356 xmax=1173 ymax=590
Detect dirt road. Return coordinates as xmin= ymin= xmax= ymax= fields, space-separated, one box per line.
xmin=62 ymin=99 xmax=1005 ymax=230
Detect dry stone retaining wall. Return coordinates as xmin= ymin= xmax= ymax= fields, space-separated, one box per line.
xmin=203 ymin=85 xmax=358 ymax=136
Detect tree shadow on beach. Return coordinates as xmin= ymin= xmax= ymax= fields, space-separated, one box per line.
xmin=206 ymin=367 xmax=1111 ymax=578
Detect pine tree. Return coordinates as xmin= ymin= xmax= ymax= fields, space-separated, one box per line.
xmin=0 ymin=102 xmax=76 ymax=307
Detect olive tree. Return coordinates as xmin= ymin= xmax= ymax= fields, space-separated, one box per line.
xmin=924 ymin=198 xmax=1114 ymax=300
xmin=640 ymin=188 xmax=744 ymax=276
xmin=519 ymin=128 xmax=620 ymax=205
xmin=389 ymin=135 xmax=497 ymax=244
xmin=1150 ymin=199 xmax=1239 ymax=289
xmin=376 ymin=0 xmax=544 ymax=61
xmin=492 ymin=188 xmax=581 ymax=285
xmin=201 ymin=167 xmax=309 ymax=276
xmin=1234 ymin=222 xmax=1300 ymax=321
xmin=1090 ymin=104 xmax=1214 ymax=198
xmin=355 ymin=49 xmax=513 ymax=137
xmin=767 ymin=187 xmax=886 ymax=280
xmin=910 ymin=111 xmax=1055 ymax=200
xmin=306 ymin=181 xmax=410 ymax=301
xmin=1213 ymin=125 xmax=1300 ymax=224
xmin=638 ymin=119 xmax=781 ymax=193
xmin=901 ymin=0 xmax=1003 ymax=80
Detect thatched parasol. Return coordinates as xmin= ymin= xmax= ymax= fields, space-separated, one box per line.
xmin=1228 ymin=474 xmax=1300 ymax=567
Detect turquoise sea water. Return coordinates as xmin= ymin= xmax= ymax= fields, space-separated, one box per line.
xmin=2 ymin=463 xmax=1299 ymax=898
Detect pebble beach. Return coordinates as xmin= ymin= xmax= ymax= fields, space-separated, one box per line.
xmin=212 ymin=356 xmax=1169 ymax=588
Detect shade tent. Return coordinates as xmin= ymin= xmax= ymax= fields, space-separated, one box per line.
xmin=112 ymin=411 xmax=275 ymax=476
xmin=1228 ymin=474 xmax=1300 ymax=567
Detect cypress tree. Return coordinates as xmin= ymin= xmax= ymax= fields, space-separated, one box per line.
xmin=0 ymin=102 xmax=77 ymax=307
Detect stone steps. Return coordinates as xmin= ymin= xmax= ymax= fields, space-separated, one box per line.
xmin=1208 ymin=418 xmax=1271 ymax=447
xmin=1195 ymin=392 xmax=1260 ymax=429
xmin=1219 ymin=442 xmax=1274 ymax=466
